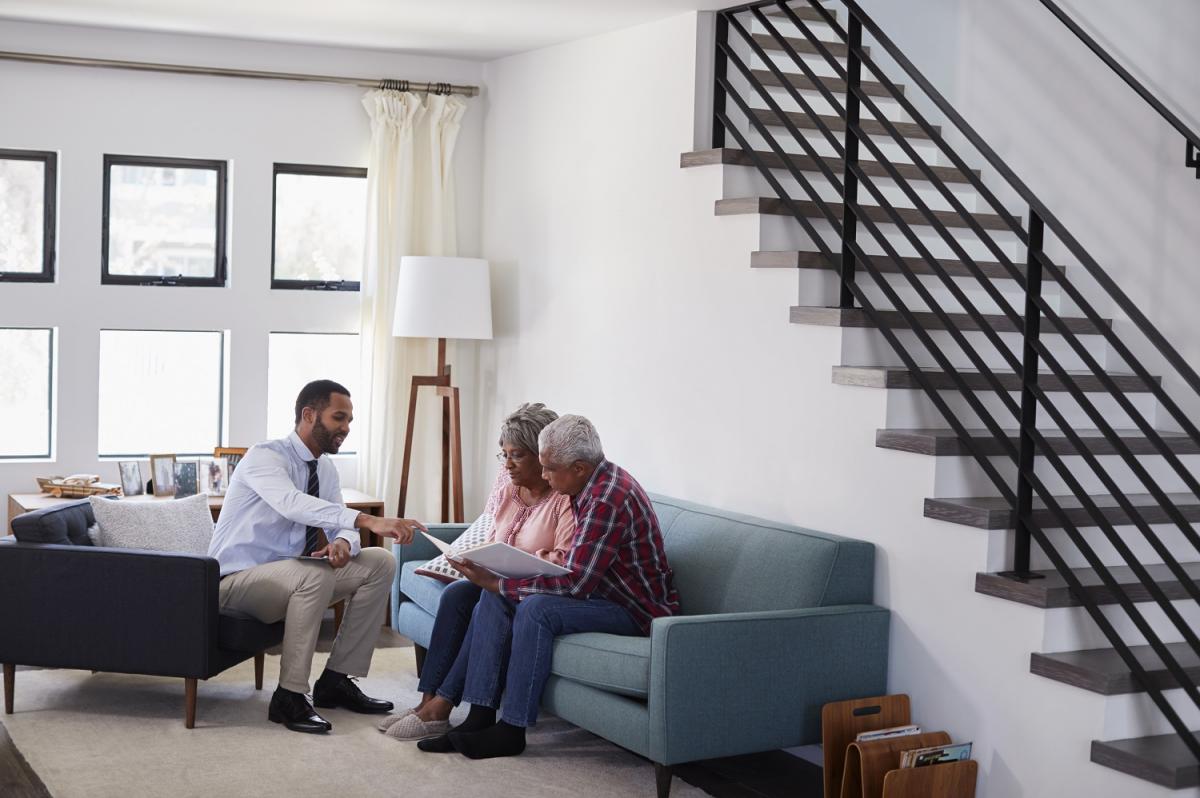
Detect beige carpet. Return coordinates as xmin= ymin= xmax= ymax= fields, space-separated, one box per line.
xmin=3 ymin=648 xmax=702 ymax=798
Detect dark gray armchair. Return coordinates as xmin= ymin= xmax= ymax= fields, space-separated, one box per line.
xmin=0 ymin=499 xmax=284 ymax=727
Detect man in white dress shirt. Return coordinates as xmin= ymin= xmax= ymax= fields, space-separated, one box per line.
xmin=210 ymin=379 xmax=425 ymax=734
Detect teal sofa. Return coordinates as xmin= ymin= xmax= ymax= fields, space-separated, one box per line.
xmin=391 ymin=494 xmax=889 ymax=797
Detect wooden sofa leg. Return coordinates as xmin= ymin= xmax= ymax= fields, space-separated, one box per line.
xmin=184 ymin=678 xmax=197 ymax=729
xmin=3 ymin=663 xmax=13 ymax=714
xmin=414 ymin=644 xmax=428 ymax=678
xmin=654 ymin=763 xmax=672 ymax=798
xmin=254 ymin=653 xmax=264 ymax=690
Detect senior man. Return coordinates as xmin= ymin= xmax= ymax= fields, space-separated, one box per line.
xmin=210 ymin=379 xmax=425 ymax=734
xmin=421 ymin=414 xmax=679 ymax=759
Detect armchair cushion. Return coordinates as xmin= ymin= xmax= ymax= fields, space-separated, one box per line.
xmin=218 ymin=613 xmax=285 ymax=654
xmin=11 ymin=499 xmax=95 ymax=546
xmin=399 ymin=560 xmax=449 ymax=618
xmin=414 ymin=511 xmax=494 ymax=583
xmin=88 ymin=493 xmax=213 ymax=555
xmin=551 ymin=632 xmax=651 ymax=699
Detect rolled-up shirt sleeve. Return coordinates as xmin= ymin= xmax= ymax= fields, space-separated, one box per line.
xmin=239 ymin=447 xmax=361 ymax=534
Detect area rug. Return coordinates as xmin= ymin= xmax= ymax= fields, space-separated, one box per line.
xmin=2 ymin=648 xmax=702 ymax=798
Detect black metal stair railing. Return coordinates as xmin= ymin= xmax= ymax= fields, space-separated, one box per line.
xmin=1033 ymin=0 xmax=1200 ymax=179
xmin=711 ymin=0 xmax=1200 ymax=760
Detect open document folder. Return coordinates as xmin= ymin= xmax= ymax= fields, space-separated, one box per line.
xmin=420 ymin=529 xmax=571 ymax=579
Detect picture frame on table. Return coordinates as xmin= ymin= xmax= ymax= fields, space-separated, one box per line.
xmin=149 ymin=454 xmax=177 ymax=497
xmin=202 ymin=457 xmax=229 ymax=496
xmin=213 ymin=447 xmax=248 ymax=479
xmin=174 ymin=460 xmax=199 ymax=499
xmin=118 ymin=461 xmax=144 ymax=497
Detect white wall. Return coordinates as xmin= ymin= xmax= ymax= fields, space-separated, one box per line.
xmin=0 ymin=20 xmax=486 ymax=523
xmin=475 ymin=10 xmax=1197 ymax=797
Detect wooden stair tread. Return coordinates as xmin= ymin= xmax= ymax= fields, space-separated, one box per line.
xmin=752 ymin=68 xmax=898 ymax=98
xmin=717 ymin=196 xmax=1019 ymax=232
xmin=681 ymin=148 xmax=979 ymax=184
xmin=1031 ymin=642 xmax=1200 ymax=695
xmin=1091 ymin=734 xmax=1200 ymax=788
xmin=925 ymin=492 xmax=1198 ymax=530
xmin=750 ymin=108 xmax=936 ymax=140
xmin=876 ymin=427 xmax=1198 ymax=456
xmin=751 ymin=32 xmax=859 ymax=58
xmin=751 ymin=250 xmax=1045 ymax=280
xmin=975 ymin=562 xmax=1200 ymax=608
xmin=790 ymin=306 xmax=1109 ymax=335
xmin=833 ymin=366 xmax=1154 ymax=392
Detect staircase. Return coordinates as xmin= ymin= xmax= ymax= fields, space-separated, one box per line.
xmin=683 ymin=0 xmax=1200 ymax=791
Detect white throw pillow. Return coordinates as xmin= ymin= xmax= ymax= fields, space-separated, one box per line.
xmin=88 ymin=493 xmax=214 ymax=556
xmin=415 ymin=511 xmax=494 ymax=583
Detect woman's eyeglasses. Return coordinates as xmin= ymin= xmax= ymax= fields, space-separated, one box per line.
xmin=495 ymin=450 xmax=529 ymax=463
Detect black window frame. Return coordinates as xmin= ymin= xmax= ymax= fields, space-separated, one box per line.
xmin=270 ymin=163 xmax=367 ymax=291
xmin=0 ymin=148 xmax=57 ymax=283
xmin=96 ymin=328 xmax=226 ymax=458
xmin=0 ymin=326 xmax=56 ymax=460
xmin=101 ymin=154 xmax=228 ymax=288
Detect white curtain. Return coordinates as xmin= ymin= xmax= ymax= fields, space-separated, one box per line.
xmin=358 ymin=90 xmax=468 ymax=520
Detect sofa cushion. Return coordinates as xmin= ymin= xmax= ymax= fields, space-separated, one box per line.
xmin=650 ymin=495 xmax=875 ymax=615
xmin=415 ymin=511 xmax=494 ymax=583
xmin=400 ymin=560 xmax=449 ymax=618
xmin=11 ymin=499 xmax=95 ymax=546
xmin=218 ymin=613 xmax=285 ymax=653
xmin=550 ymin=632 xmax=650 ymax=699
xmin=88 ymin=494 xmax=213 ymax=555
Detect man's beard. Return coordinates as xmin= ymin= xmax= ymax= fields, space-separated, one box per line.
xmin=312 ymin=416 xmax=342 ymax=454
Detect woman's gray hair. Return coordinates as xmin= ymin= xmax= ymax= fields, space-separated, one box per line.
xmin=499 ymin=403 xmax=560 ymax=454
xmin=538 ymin=415 xmax=604 ymax=466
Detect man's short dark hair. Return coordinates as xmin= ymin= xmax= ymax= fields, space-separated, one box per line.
xmin=294 ymin=380 xmax=350 ymax=425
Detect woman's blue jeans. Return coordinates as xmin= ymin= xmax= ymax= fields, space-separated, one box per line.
xmin=415 ymin=579 xmax=482 ymax=697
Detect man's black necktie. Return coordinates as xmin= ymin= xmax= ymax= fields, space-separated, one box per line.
xmin=303 ymin=460 xmax=327 ymax=555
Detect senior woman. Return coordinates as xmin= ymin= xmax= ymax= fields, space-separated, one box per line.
xmin=381 ymin=403 xmax=574 ymax=740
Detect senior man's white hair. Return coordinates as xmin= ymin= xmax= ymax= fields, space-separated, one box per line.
xmin=538 ymin=414 xmax=604 ymax=466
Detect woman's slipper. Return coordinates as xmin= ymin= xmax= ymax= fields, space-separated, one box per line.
xmin=385 ymin=713 xmax=452 ymax=741
xmin=376 ymin=707 xmax=416 ymax=732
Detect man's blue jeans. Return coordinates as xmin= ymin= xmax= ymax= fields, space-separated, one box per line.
xmin=460 ymin=591 xmax=641 ymax=728
xmin=416 ymin=579 xmax=482 ymax=697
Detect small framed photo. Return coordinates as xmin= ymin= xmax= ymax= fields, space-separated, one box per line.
xmin=118 ymin=461 xmax=144 ymax=497
xmin=202 ymin=457 xmax=229 ymax=496
xmin=149 ymin=454 xmax=177 ymax=497
xmin=174 ymin=460 xmax=199 ymax=499
xmin=213 ymin=447 xmax=248 ymax=478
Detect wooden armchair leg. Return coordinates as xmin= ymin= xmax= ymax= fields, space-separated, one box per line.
xmin=414 ymin=644 xmax=428 ymax=678
xmin=654 ymin=763 xmax=673 ymax=798
xmin=3 ymin=663 xmax=13 ymax=715
xmin=254 ymin=653 xmax=265 ymax=690
xmin=184 ymin=678 xmax=197 ymax=729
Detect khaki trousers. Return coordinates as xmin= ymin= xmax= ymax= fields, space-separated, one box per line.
xmin=218 ymin=547 xmax=396 ymax=694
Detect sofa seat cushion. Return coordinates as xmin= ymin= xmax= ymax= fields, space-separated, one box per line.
xmin=551 ymin=632 xmax=650 ymax=699
xmin=400 ymin=560 xmax=450 ymax=618
xmin=218 ymin=613 xmax=285 ymax=653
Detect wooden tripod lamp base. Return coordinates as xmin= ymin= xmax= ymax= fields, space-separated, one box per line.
xmin=396 ymin=337 xmax=464 ymax=523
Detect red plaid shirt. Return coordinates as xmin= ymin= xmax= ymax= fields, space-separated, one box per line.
xmin=498 ymin=460 xmax=680 ymax=633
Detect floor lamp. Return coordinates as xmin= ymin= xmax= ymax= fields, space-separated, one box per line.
xmin=392 ymin=256 xmax=493 ymax=523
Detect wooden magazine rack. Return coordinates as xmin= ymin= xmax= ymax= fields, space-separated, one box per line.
xmin=822 ymin=694 xmax=977 ymax=798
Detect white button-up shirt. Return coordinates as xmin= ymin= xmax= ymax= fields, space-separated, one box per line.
xmin=209 ymin=431 xmax=363 ymax=576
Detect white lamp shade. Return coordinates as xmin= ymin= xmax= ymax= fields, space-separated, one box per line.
xmin=392 ymin=256 xmax=493 ymax=340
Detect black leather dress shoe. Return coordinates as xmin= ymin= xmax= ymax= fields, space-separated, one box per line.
xmin=312 ymin=670 xmax=394 ymax=714
xmin=268 ymin=687 xmax=332 ymax=734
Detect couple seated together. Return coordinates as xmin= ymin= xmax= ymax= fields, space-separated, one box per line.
xmin=208 ymin=379 xmax=679 ymax=760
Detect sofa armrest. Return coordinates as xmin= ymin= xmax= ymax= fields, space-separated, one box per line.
xmin=393 ymin=523 xmax=468 ymax=565
xmin=647 ymin=604 xmax=889 ymax=764
xmin=0 ymin=542 xmax=220 ymax=678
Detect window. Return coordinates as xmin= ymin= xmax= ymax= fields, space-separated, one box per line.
xmin=102 ymin=155 xmax=228 ymax=286
xmin=97 ymin=330 xmax=226 ymax=456
xmin=0 ymin=328 xmax=54 ymax=458
xmin=271 ymin=164 xmax=367 ymax=290
xmin=0 ymin=149 xmax=56 ymax=282
xmin=266 ymin=333 xmax=359 ymax=450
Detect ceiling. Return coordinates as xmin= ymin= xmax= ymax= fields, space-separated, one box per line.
xmin=0 ymin=0 xmax=727 ymax=60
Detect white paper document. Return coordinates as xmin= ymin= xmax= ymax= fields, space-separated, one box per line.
xmin=420 ymin=530 xmax=570 ymax=579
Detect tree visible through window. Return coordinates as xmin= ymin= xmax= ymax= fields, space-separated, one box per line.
xmin=272 ymin=164 xmax=367 ymax=289
xmin=0 ymin=149 xmax=56 ymax=281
